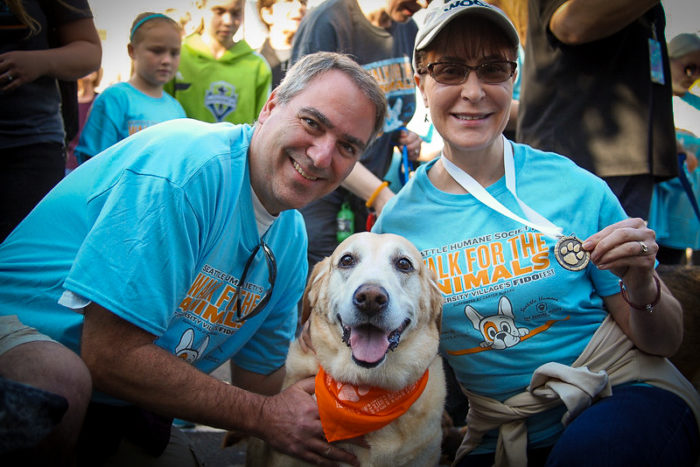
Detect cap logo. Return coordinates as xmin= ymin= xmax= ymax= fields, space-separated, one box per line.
xmin=443 ymin=0 xmax=488 ymax=9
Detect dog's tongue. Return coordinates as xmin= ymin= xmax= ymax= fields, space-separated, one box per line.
xmin=349 ymin=325 xmax=390 ymax=363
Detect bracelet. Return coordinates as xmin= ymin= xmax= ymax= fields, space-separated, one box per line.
xmin=619 ymin=275 xmax=661 ymax=313
xmin=365 ymin=181 xmax=389 ymax=209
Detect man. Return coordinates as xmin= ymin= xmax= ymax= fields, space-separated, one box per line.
xmin=0 ymin=52 xmax=386 ymax=466
xmin=517 ymin=0 xmax=677 ymax=219
xmin=291 ymin=0 xmax=425 ymax=272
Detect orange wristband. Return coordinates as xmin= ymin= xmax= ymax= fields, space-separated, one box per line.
xmin=365 ymin=181 xmax=389 ymax=209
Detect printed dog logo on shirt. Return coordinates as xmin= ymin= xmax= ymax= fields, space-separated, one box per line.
xmin=175 ymin=328 xmax=210 ymax=363
xmin=447 ymin=295 xmax=570 ymax=356
xmin=205 ymin=81 xmax=238 ymax=122
xmin=465 ymin=296 xmax=529 ymax=350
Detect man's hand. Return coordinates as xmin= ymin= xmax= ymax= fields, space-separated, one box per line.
xmin=259 ymin=377 xmax=359 ymax=466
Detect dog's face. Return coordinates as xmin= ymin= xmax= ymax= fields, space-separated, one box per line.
xmin=302 ymin=232 xmax=443 ymax=390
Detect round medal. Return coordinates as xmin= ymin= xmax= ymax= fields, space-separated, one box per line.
xmin=554 ymin=235 xmax=590 ymax=271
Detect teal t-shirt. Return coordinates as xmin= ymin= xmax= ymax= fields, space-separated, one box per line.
xmin=373 ymin=141 xmax=627 ymax=449
xmin=0 ymin=119 xmax=306 ymax=403
xmin=648 ymin=92 xmax=700 ymax=250
xmin=75 ymin=82 xmax=186 ymax=163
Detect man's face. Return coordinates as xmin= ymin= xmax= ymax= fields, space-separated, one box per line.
xmin=385 ymin=0 xmax=426 ymax=23
xmin=249 ymin=70 xmax=378 ymax=215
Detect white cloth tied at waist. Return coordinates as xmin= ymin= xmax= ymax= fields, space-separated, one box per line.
xmin=454 ymin=315 xmax=700 ymax=467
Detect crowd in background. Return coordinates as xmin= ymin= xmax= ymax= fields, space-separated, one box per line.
xmin=1 ymin=0 xmax=699 ymax=465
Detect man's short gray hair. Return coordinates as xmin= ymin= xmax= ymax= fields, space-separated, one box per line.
xmin=276 ymin=52 xmax=387 ymax=146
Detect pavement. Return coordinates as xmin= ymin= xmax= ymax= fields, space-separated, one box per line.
xmin=179 ymin=363 xmax=455 ymax=467
xmin=182 ymin=425 xmax=247 ymax=467
xmin=179 ymin=363 xmax=249 ymax=467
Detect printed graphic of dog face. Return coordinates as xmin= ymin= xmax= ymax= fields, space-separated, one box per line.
xmin=175 ymin=328 xmax=209 ymax=363
xmin=465 ymin=296 xmax=529 ymax=350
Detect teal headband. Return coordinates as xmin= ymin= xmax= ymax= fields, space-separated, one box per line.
xmin=130 ymin=13 xmax=171 ymax=42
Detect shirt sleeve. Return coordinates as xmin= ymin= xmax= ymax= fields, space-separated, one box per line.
xmin=74 ymin=88 xmax=125 ymax=161
xmin=291 ymin=15 xmax=340 ymax=62
xmin=63 ymin=172 xmax=202 ymax=336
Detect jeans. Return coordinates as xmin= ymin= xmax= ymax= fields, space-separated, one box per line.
xmin=458 ymin=385 xmax=699 ymax=467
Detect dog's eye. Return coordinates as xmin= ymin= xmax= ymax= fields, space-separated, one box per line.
xmin=338 ymin=254 xmax=355 ymax=268
xmin=395 ymin=257 xmax=414 ymax=273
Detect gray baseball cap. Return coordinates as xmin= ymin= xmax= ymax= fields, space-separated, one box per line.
xmin=668 ymin=33 xmax=700 ymax=59
xmin=414 ymin=0 xmax=519 ymax=69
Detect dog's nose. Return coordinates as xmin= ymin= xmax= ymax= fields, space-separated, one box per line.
xmin=353 ymin=284 xmax=388 ymax=316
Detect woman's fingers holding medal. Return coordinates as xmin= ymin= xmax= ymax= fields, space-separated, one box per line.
xmin=582 ymin=217 xmax=657 ymax=278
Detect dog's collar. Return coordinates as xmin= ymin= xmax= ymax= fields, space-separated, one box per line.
xmin=315 ymin=366 xmax=429 ymax=442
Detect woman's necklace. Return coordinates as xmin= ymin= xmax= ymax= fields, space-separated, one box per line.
xmin=440 ymin=135 xmax=589 ymax=271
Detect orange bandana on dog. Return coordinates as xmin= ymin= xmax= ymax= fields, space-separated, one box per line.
xmin=315 ymin=366 xmax=429 ymax=442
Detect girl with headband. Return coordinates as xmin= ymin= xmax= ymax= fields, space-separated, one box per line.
xmin=75 ymin=12 xmax=185 ymax=164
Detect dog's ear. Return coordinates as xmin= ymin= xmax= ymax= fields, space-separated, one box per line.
xmin=301 ymin=257 xmax=330 ymax=325
xmin=426 ymin=268 xmax=444 ymax=333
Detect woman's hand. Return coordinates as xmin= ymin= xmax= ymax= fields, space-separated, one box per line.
xmin=584 ymin=218 xmax=682 ymax=356
xmin=582 ymin=217 xmax=656 ymax=287
xmin=0 ymin=50 xmax=45 ymax=92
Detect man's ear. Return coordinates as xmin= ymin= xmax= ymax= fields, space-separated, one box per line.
xmin=127 ymin=43 xmax=135 ymax=60
xmin=257 ymin=89 xmax=279 ymax=124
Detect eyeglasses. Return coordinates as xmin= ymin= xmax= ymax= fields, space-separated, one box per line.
xmin=684 ymin=64 xmax=699 ymax=78
xmin=422 ymin=61 xmax=517 ymax=85
xmin=227 ymin=241 xmax=277 ymax=322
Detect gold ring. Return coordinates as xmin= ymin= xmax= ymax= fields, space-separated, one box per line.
xmin=638 ymin=241 xmax=648 ymax=256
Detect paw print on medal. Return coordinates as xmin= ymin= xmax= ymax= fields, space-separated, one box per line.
xmin=554 ymin=235 xmax=590 ymax=271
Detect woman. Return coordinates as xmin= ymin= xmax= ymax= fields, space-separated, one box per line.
xmin=256 ymin=0 xmax=308 ymax=88
xmin=373 ymin=2 xmax=700 ymax=466
xmin=0 ymin=0 xmax=101 ymax=241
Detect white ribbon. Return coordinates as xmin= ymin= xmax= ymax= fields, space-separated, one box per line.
xmin=440 ymin=135 xmax=564 ymax=240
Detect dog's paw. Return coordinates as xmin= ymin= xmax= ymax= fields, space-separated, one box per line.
xmin=559 ymin=240 xmax=586 ymax=266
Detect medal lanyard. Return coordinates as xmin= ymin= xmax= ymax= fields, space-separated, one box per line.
xmin=440 ymin=135 xmax=563 ymax=240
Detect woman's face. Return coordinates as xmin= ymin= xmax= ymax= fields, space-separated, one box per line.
xmin=262 ymin=0 xmax=307 ymax=39
xmin=203 ymin=0 xmax=244 ymax=47
xmin=670 ymin=50 xmax=700 ymax=96
xmin=416 ymin=21 xmax=516 ymax=155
